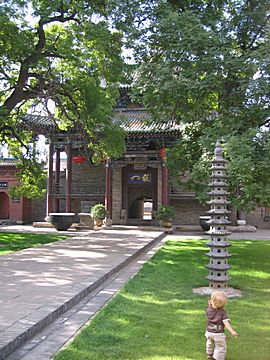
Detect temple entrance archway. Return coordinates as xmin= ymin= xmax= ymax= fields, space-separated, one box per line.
xmin=129 ymin=196 xmax=154 ymax=220
xmin=0 ymin=192 xmax=9 ymax=219
xmin=122 ymin=165 xmax=157 ymax=225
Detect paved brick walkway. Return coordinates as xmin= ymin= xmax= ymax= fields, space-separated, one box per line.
xmin=0 ymin=229 xmax=164 ymax=360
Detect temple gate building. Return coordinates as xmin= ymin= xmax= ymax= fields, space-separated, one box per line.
xmin=1 ymin=89 xmax=269 ymax=228
xmin=19 ymin=90 xmax=209 ymax=226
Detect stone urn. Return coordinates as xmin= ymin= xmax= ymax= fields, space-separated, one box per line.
xmin=199 ymin=216 xmax=211 ymax=231
xmin=49 ymin=213 xmax=76 ymax=231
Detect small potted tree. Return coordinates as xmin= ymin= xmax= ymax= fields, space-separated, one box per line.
xmin=156 ymin=205 xmax=175 ymax=229
xmin=90 ymin=204 xmax=106 ymax=227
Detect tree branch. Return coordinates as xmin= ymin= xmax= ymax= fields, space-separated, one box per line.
xmin=2 ymin=10 xmax=79 ymax=115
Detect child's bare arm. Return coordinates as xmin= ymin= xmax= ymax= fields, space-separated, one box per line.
xmin=223 ymin=320 xmax=238 ymax=337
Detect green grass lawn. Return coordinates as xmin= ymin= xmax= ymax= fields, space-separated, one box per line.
xmin=0 ymin=232 xmax=67 ymax=255
xmin=54 ymin=239 xmax=270 ymax=360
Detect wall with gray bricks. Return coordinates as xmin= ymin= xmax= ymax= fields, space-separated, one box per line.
xmin=170 ymin=198 xmax=208 ymax=225
xmin=72 ymin=161 xmax=106 ymax=195
xmin=245 ymin=208 xmax=270 ymax=229
xmin=57 ymin=161 xmax=106 ymax=215
xmin=31 ymin=199 xmax=46 ymax=222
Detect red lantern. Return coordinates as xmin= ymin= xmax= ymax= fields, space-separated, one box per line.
xmin=72 ymin=155 xmax=86 ymax=165
xmin=160 ymin=147 xmax=166 ymax=160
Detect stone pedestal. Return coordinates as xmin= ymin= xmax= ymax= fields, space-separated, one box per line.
xmin=193 ymin=287 xmax=242 ymax=298
xmin=76 ymin=213 xmax=94 ymax=230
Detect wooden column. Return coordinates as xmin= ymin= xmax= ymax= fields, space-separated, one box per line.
xmin=46 ymin=142 xmax=54 ymax=216
xmin=161 ymin=163 xmax=169 ymax=206
xmin=105 ymin=160 xmax=112 ymax=217
xmin=65 ymin=142 xmax=72 ymax=213
xmin=55 ymin=148 xmax=61 ymax=212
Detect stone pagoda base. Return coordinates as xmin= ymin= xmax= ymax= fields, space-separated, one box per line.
xmin=192 ymin=286 xmax=243 ymax=298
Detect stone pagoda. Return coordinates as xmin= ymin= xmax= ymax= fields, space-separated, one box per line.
xmin=205 ymin=140 xmax=231 ymax=288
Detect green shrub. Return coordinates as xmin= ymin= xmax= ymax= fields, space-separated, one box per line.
xmin=156 ymin=205 xmax=175 ymax=221
xmin=90 ymin=203 xmax=106 ymax=220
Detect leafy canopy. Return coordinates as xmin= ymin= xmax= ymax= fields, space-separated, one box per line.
xmin=132 ymin=0 xmax=270 ymax=211
xmin=0 ymin=0 xmax=133 ymax=197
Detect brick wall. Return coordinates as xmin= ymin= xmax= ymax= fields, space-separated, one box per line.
xmin=31 ymin=198 xmax=46 ymax=222
xmin=245 ymin=208 xmax=270 ymax=229
xmin=58 ymin=161 xmax=105 ymax=215
xmin=72 ymin=161 xmax=106 ymax=194
xmin=22 ymin=198 xmax=32 ymax=223
xmin=170 ymin=198 xmax=208 ymax=225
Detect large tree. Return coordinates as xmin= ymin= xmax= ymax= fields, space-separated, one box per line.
xmin=132 ymin=0 xmax=270 ymax=214
xmin=0 ymin=0 xmax=137 ymax=197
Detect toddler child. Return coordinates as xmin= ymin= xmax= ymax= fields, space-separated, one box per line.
xmin=205 ymin=290 xmax=238 ymax=360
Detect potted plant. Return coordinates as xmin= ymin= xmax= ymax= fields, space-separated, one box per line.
xmin=90 ymin=204 xmax=106 ymax=227
xmin=156 ymin=205 xmax=175 ymax=228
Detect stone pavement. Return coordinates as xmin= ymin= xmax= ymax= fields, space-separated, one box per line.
xmin=0 ymin=226 xmax=270 ymax=360
xmin=0 ymin=228 xmax=164 ymax=360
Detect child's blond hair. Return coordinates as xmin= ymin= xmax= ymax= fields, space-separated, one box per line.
xmin=211 ymin=291 xmax=228 ymax=309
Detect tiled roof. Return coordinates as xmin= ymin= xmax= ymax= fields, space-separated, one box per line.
xmin=0 ymin=158 xmax=18 ymax=167
xmin=21 ymin=114 xmax=58 ymax=133
xmin=21 ymin=109 xmax=182 ymax=135
xmin=113 ymin=109 xmax=181 ymax=134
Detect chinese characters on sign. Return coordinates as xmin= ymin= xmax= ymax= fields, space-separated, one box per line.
xmin=0 ymin=182 xmax=8 ymax=188
xmin=128 ymin=173 xmax=152 ymax=184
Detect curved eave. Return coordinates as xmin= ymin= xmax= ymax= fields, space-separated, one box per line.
xmin=20 ymin=114 xmax=60 ymax=135
xmin=20 ymin=114 xmax=81 ymax=135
